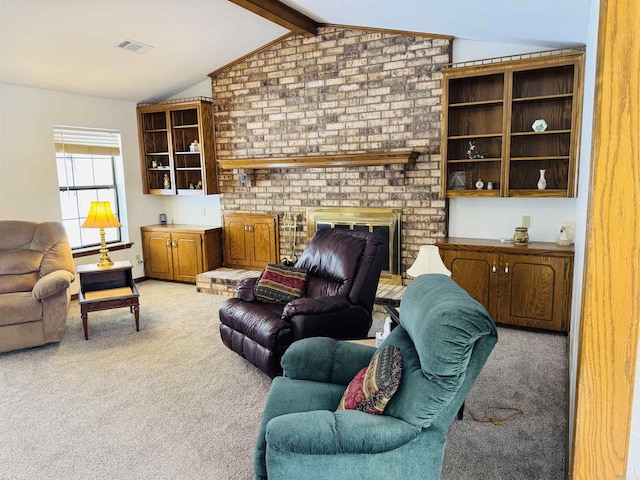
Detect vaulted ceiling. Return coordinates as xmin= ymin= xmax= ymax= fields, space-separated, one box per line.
xmin=0 ymin=0 xmax=592 ymax=103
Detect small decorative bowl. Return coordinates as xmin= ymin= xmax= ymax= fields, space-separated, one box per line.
xmin=532 ymin=119 xmax=548 ymax=132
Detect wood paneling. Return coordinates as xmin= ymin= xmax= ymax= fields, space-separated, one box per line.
xmin=571 ymin=0 xmax=640 ymax=477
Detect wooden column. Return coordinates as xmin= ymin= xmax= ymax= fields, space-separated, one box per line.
xmin=571 ymin=0 xmax=640 ymax=478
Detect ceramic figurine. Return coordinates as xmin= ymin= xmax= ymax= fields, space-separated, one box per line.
xmin=466 ymin=141 xmax=486 ymax=159
xmin=163 ymin=173 xmax=170 ymax=189
xmin=557 ymin=226 xmax=571 ymax=245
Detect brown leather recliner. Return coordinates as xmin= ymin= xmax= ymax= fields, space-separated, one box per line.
xmin=219 ymin=228 xmax=388 ymax=377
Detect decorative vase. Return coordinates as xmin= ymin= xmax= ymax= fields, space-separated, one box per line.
xmin=514 ymin=226 xmax=529 ymax=245
xmin=475 ymin=178 xmax=484 ymax=189
xmin=537 ymin=169 xmax=547 ymax=190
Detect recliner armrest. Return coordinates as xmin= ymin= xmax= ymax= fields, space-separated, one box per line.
xmin=237 ymin=276 xmax=259 ymax=301
xmin=281 ymin=295 xmax=350 ymax=320
xmin=281 ymin=337 xmax=375 ymax=384
xmin=32 ymin=270 xmax=75 ymax=300
xmin=266 ymin=410 xmax=420 ymax=455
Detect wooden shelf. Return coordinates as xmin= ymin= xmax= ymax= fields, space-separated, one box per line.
xmin=217 ymin=151 xmax=419 ymax=170
xmin=449 ymin=99 xmax=503 ymax=108
xmin=447 ymin=189 xmax=501 ymax=197
xmin=512 ymin=93 xmax=573 ymax=102
xmin=448 ymin=133 xmax=502 ymax=140
xmin=510 ymin=156 xmax=570 ymax=161
xmin=447 ymin=157 xmax=502 ymax=163
xmin=511 ymin=130 xmax=572 ymax=137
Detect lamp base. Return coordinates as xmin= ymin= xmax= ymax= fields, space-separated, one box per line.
xmin=96 ymin=252 xmax=114 ymax=268
xmin=96 ymin=228 xmax=114 ymax=268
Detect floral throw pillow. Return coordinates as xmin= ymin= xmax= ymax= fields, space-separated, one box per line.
xmin=336 ymin=345 xmax=403 ymax=415
xmin=253 ymin=263 xmax=308 ymax=303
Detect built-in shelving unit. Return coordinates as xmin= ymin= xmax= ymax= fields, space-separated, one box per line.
xmin=137 ymin=97 xmax=218 ymax=195
xmin=441 ymin=50 xmax=584 ymax=198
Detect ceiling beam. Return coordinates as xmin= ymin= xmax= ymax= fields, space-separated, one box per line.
xmin=228 ymin=0 xmax=321 ymax=37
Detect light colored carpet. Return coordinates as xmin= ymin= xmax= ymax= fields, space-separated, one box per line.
xmin=0 ymin=280 xmax=566 ymax=479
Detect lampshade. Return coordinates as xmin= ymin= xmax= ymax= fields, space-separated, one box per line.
xmin=81 ymin=201 xmax=121 ymax=268
xmin=406 ymin=245 xmax=451 ymax=277
xmin=82 ymin=202 xmax=122 ymax=229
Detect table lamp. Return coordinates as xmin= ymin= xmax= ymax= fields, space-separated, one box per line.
xmin=406 ymin=245 xmax=451 ymax=277
xmin=82 ymin=201 xmax=122 ymax=268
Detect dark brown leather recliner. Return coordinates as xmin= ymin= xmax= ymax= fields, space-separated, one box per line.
xmin=218 ymin=228 xmax=388 ymax=377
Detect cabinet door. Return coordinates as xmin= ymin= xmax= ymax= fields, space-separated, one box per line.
xmin=142 ymin=231 xmax=174 ymax=280
xmin=499 ymin=254 xmax=569 ymax=331
xmin=223 ymin=216 xmax=252 ymax=268
xmin=172 ymin=233 xmax=203 ymax=282
xmin=442 ymin=250 xmax=499 ymax=321
xmin=248 ymin=217 xmax=278 ymax=269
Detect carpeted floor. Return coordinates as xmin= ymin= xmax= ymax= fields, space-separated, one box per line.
xmin=0 ymin=280 xmax=567 ymax=479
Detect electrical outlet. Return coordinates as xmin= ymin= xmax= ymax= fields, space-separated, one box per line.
xmin=201 ymin=208 xmax=206 ymax=216
xmin=522 ymin=215 xmax=531 ymax=228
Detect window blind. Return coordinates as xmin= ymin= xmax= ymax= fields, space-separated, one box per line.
xmin=53 ymin=127 xmax=121 ymax=156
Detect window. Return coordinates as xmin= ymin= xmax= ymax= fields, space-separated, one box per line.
xmin=53 ymin=127 xmax=124 ymax=250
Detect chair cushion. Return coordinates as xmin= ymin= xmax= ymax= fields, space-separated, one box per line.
xmin=254 ymin=263 xmax=308 ymax=303
xmin=337 ymin=345 xmax=402 ymax=415
xmin=219 ymin=298 xmax=290 ymax=349
xmin=0 ymin=292 xmax=42 ymax=326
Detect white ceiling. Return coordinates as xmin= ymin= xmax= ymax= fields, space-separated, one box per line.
xmin=0 ymin=0 xmax=592 ymax=104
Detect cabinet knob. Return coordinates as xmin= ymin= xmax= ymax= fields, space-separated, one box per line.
xmin=504 ymin=263 xmax=509 ymax=274
xmin=172 ymin=242 xmax=177 ymax=248
xmin=166 ymin=241 xmax=171 ymax=248
xmin=492 ymin=262 xmax=497 ymax=274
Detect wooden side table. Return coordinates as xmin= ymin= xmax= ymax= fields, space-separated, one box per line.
xmin=77 ymin=260 xmax=140 ymax=340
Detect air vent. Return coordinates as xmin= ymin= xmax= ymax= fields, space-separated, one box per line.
xmin=116 ymin=39 xmax=153 ymax=54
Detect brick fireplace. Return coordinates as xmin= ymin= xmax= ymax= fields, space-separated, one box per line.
xmin=209 ymin=26 xmax=451 ymax=284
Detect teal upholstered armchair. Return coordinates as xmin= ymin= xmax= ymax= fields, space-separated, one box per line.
xmin=254 ymin=274 xmax=498 ymax=480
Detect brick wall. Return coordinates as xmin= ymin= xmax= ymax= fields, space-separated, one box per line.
xmin=209 ymin=26 xmax=451 ymax=282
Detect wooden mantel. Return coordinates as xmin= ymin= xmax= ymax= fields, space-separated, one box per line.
xmin=216 ymin=151 xmax=420 ymax=170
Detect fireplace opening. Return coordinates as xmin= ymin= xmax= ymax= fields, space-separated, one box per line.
xmin=306 ymin=207 xmax=401 ymax=285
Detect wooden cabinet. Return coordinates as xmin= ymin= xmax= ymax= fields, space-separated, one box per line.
xmin=223 ymin=213 xmax=279 ymax=269
xmin=137 ymin=98 xmax=218 ymax=195
xmin=441 ymin=51 xmax=584 ymax=198
xmin=436 ymin=238 xmax=574 ymax=332
xmin=141 ymin=224 xmax=222 ymax=283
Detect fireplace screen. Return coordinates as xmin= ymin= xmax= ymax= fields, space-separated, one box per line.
xmin=306 ymin=207 xmax=401 ymax=285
